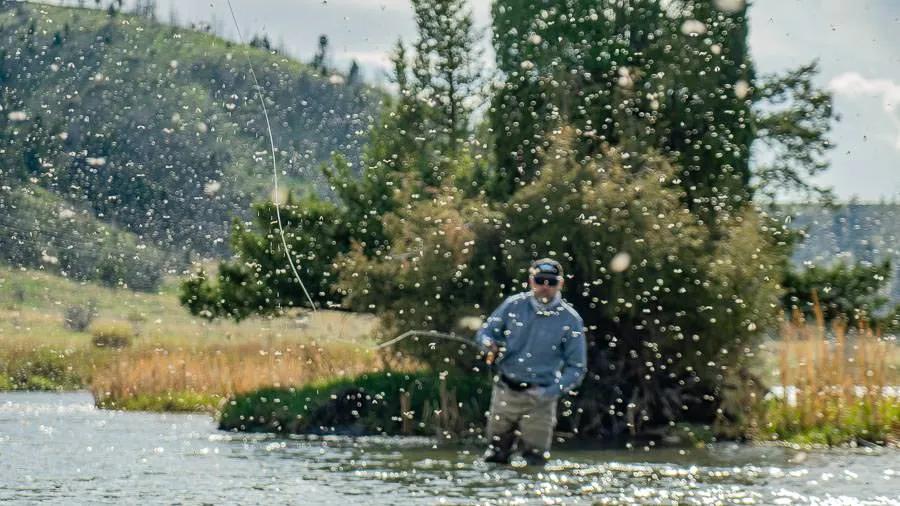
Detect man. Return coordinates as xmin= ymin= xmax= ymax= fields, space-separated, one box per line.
xmin=475 ymin=258 xmax=587 ymax=466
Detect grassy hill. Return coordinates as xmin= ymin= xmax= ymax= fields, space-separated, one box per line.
xmin=0 ymin=263 xmax=376 ymax=351
xmin=0 ymin=263 xmax=379 ymax=397
xmin=0 ymin=2 xmax=378 ymax=289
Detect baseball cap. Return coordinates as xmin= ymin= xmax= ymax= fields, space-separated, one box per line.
xmin=529 ymin=258 xmax=563 ymax=286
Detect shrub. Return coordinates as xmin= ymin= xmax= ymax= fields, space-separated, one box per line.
xmin=337 ymin=135 xmax=788 ymax=438
xmin=219 ymin=370 xmax=491 ymax=436
xmin=6 ymin=348 xmax=83 ymax=390
xmin=90 ymin=321 xmax=134 ymax=349
xmin=63 ymin=301 xmax=97 ymax=332
xmin=782 ymin=259 xmax=893 ymax=327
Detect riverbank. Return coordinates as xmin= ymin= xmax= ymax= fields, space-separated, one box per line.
xmin=3 ymin=266 xmax=899 ymax=447
xmin=219 ymin=312 xmax=900 ymax=447
xmin=218 ymin=370 xmax=491 ymax=437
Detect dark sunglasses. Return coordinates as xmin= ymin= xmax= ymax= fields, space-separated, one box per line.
xmin=532 ymin=275 xmax=560 ymax=287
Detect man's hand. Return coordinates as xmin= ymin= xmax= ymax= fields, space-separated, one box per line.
xmin=478 ymin=336 xmax=500 ymax=364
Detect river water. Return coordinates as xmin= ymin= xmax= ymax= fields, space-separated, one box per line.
xmin=1 ymin=392 xmax=898 ymax=505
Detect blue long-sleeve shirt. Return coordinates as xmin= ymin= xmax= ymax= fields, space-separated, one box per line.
xmin=475 ymin=292 xmax=587 ymax=395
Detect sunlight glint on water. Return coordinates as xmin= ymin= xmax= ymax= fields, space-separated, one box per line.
xmin=1 ymin=393 xmax=898 ymax=505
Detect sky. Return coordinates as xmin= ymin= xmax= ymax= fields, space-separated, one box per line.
xmin=46 ymin=0 xmax=900 ymax=202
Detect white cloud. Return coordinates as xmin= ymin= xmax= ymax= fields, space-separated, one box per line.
xmin=829 ymin=73 xmax=900 ymax=112
xmin=829 ymin=72 xmax=900 ymax=149
xmin=341 ymin=50 xmax=393 ymax=69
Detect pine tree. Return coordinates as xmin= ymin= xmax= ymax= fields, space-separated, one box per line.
xmin=752 ymin=62 xmax=835 ymax=203
xmin=410 ymin=0 xmax=482 ymax=151
xmin=347 ymin=59 xmax=360 ymax=85
xmin=312 ymin=34 xmax=329 ymax=73
xmin=490 ymin=0 xmax=756 ymax=213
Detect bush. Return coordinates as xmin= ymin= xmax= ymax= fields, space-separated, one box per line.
xmin=219 ymin=370 xmax=491 ymax=436
xmin=782 ymin=259 xmax=893 ymax=327
xmin=4 ymin=283 xmax=25 ymax=309
xmin=97 ymin=391 xmax=222 ymax=413
xmin=337 ymin=135 xmax=788 ymax=438
xmin=6 ymin=348 xmax=83 ymax=390
xmin=90 ymin=322 xmax=134 ymax=349
xmin=336 ymin=189 xmax=503 ymax=368
xmin=63 ymin=301 xmax=97 ymax=332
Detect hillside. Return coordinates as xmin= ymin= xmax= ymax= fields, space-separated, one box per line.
xmin=788 ymin=203 xmax=900 ymax=301
xmin=0 ymin=2 xmax=377 ymax=288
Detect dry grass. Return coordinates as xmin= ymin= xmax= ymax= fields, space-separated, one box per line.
xmin=89 ymin=338 xmax=396 ymax=409
xmin=0 ymin=266 xmax=388 ymax=409
xmin=0 ymin=267 xmax=379 ymax=350
xmin=753 ymin=297 xmax=900 ymax=445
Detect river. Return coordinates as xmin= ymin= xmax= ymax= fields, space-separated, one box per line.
xmin=1 ymin=392 xmax=898 ymax=505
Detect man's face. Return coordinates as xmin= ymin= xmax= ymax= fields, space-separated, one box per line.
xmin=529 ymin=276 xmax=562 ymax=302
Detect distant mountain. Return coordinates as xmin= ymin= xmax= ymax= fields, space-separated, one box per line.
xmin=787 ymin=203 xmax=900 ymax=302
xmin=0 ymin=2 xmax=378 ymax=288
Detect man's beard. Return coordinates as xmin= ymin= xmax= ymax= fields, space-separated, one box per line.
xmin=529 ymin=291 xmax=562 ymax=314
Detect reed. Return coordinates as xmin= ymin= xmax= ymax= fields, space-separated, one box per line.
xmin=755 ymin=297 xmax=899 ymax=446
xmin=89 ymin=339 xmax=388 ymax=411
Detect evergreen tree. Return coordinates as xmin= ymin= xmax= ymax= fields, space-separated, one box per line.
xmin=312 ymin=34 xmax=329 ymax=72
xmin=489 ymin=0 xmax=835 ymax=212
xmin=347 ymin=59 xmax=360 ymax=85
xmin=752 ymin=62 xmax=835 ymax=203
xmin=410 ymin=0 xmax=482 ymax=152
xmin=181 ymin=2 xmax=484 ymax=317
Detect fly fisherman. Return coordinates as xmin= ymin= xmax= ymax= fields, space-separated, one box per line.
xmin=475 ymin=258 xmax=587 ymax=466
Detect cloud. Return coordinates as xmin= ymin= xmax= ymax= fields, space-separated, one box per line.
xmin=341 ymin=50 xmax=393 ymax=69
xmin=829 ymin=73 xmax=900 ymax=112
xmin=829 ymin=72 xmax=900 ymax=149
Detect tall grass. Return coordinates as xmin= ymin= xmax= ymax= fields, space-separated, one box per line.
xmin=0 ymin=267 xmax=384 ymax=411
xmin=754 ymin=298 xmax=899 ymax=446
xmin=89 ymin=339 xmax=390 ymax=411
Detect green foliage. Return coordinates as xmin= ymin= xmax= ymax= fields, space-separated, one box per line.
xmin=753 ymin=62 xmax=836 ymax=203
xmin=489 ymin=0 xmax=756 ymax=210
xmin=181 ymin=2 xmax=485 ymax=322
xmin=0 ymin=186 xmax=166 ymax=291
xmin=489 ymin=0 xmax=835 ymax=211
xmin=180 ymin=194 xmax=352 ymax=319
xmin=97 ymin=391 xmax=222 ymax=413
xmin=410 ymin=0 xmax=482 ymax=149
xmin=787 ymin=202 xmax=900 ymax=305
xmin=3 ymin=348 xmax=84 ymax=391
xmin=336 ymin=187 xmax=504 ymax=366
xmin=336 ymin=133 xmax=787 ymax=435
xmin=179 ymin=0 xmax=838 ymax=443
xmin=501 ymin=139 xmax=786 ymax=436
xmin=219 ymin=370 xmax=490 ymax=436
xmin=757 ymin=398 xmax=900 ymax=446
xmin=782 ymin=259 xmax=894 ymax=327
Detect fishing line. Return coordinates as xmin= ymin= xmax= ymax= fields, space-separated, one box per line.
xmin=221 ymin=3 xmax=481 ymax=357
xmin=224 ymin=0 xmax=317 ymax=312
xmin=371 ymin=330 xmax=471 ymax=350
